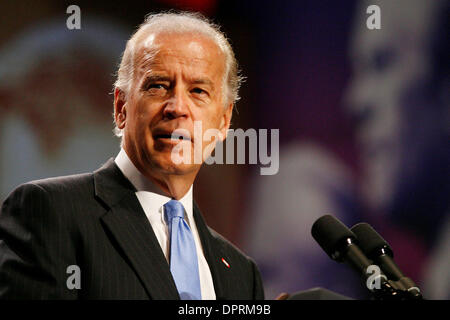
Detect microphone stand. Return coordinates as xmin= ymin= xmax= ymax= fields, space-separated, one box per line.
xmin=370 ymin=278 xmax=423 ymax=300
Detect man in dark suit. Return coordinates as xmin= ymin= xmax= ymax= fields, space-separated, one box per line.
xmin=0 ymin=12 xmax=265 ymax=300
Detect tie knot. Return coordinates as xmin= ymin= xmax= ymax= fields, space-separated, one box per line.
xmin=164 ymin=199 xmax=185 ymax=222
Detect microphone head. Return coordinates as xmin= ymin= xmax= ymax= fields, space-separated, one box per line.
xmin=311 ymin=215 xmax=356 ymax=261
xmin=351 ymin=223 xmax=394 ymax=259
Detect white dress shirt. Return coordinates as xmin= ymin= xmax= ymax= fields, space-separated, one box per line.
xmin=114 ymin=148 xmax=216 ymax=300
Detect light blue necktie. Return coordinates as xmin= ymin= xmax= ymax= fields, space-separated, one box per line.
xmin=164 ymin=199 xmax=202 ymax=300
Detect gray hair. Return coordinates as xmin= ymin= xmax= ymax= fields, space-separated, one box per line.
xmin=113 ymin=11 xmax=243 ymax=137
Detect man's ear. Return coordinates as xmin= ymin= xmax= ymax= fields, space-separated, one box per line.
xmin=114 ymin=88 xmax=127 ymax=129
xmin=219 ymin=102 xmax=234 ymax=141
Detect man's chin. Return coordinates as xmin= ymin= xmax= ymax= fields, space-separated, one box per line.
xmin=150 ymin=154 xmax=200 ymax=176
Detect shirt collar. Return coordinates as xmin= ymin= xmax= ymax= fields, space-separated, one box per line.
xmin=114 ymin=148 xmax=193 ymax=224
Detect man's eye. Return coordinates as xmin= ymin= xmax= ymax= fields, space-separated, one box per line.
xmin=372 ymin=48 xmax=396 ymax=73
xmin=148 ymin=84 xmax=167 ymax=90
xmin=146 ymin=83 xmax=169 ymax=95
xmin=191 ymin=87 xmax=207 ymax=95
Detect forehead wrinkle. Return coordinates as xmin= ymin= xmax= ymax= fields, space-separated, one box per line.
xmin=140 ymin=67 xmax=217 ymax=94
xmin=139 ymin=50 xmax=218 ymax=80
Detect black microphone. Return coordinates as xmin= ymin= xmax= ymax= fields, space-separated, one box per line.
xmin=351 ymin=222 xmax=422 ymax=299
xmin=311 ymin=215 xmax=395 ymax=297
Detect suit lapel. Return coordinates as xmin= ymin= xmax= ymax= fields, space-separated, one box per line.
xmin=94 ymin=159 xmax=179 ymax=300
xmin=193 ymin=202 xmax=232 ymax=300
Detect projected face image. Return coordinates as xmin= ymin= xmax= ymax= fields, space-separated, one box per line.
xmin=344 ymin=0 xmax=445 ymax=215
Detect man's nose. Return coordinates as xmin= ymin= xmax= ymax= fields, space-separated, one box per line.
xmin=163 ymin=89 xmax=190 ymax=120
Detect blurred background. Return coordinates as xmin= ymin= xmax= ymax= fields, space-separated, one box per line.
xmin=0 ymin=0 xmax=448 ymax=299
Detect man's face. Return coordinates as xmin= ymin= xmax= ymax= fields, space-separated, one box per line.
xmin=116 ymin=32 xmax=232 ymax=181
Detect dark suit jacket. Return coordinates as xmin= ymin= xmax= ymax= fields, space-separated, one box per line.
xmin=0 ymin=159 xmax=264 ymax=300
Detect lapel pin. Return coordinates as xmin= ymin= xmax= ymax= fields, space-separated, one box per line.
xmin=221 ymin=257 xmax=230 ymax=268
